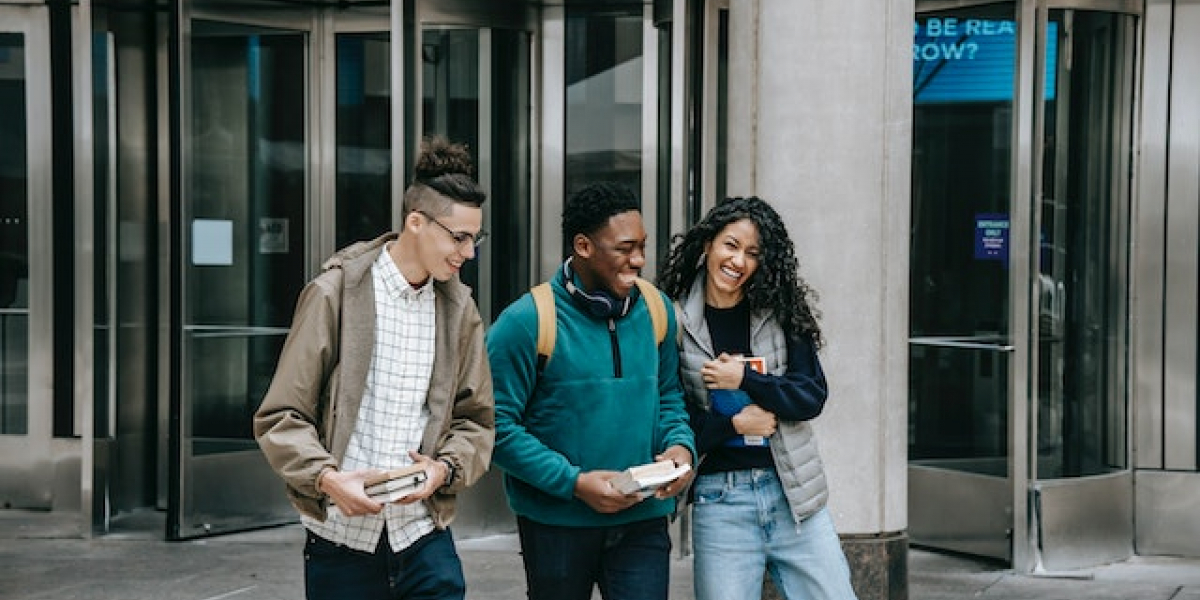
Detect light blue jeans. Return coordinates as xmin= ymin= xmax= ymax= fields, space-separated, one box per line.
xmin=691 ymin=469 xmax=858 ymax=600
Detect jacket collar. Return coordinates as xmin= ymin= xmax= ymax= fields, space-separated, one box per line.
xmin=678 ymin=272 xmax=772 ymax=355
xmin=325 ymin=231 xmax=470 ymax=309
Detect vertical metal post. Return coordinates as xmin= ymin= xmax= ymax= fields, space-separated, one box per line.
xmin=1008 ymin=0 xmax=1040 ymax=573
xmin=73 ymin=0 xmax=96 ymax=537
xmin=641 ymin=3 xmax=660 ymax=276
xmin=537 ymin=7 xmax=565 ymax=280
xmin=390 ymin=0 xmax=408 ymax=232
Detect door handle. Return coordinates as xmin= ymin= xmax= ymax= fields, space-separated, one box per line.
xmin=909 ymin=336 xmax=1015 ymax=352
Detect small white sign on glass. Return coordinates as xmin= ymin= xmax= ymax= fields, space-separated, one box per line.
xmin=192 ymin=219 xmax=233 ymax=266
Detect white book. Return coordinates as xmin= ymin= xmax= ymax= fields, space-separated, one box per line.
xmin=609 ymin=460 xmax=692 ymax=497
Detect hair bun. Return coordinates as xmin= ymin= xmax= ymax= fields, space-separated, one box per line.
xmin=414 ymin=136 xmax=474 ymax=180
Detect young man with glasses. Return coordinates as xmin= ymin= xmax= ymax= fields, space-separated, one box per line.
xmin=255 ymin=136 xmax=495 ymax=600
xmin=486 ymin=181 xmax=695 ymax=600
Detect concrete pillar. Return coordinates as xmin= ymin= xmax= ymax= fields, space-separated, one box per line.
xmin=727 ymin=1 xmax=913 ymax=599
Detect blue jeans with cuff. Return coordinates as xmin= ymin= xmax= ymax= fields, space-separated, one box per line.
xmin=691 ymin=468 xmax=858 ymax=600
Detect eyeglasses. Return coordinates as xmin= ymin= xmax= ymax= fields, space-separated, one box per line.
xmin=416 ymin=210 xmax=489 ymax=249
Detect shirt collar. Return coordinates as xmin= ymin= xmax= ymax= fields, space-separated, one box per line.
xmin=375 ymin=242 xmax=432 ymax=301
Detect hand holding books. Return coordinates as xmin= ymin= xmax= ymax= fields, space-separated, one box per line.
xmin=707 ymin=355 xmax=771 ymax=447
xmin=609 ymin=460 xmax=693 ymax=498
xmin=362 ymin=464 xmax=429 ymax=504
xmin=324 ymin=460 xmax=433 ymax=517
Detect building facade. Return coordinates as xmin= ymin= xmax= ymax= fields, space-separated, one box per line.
xmin=0 ymin=0 xmax=1198 ymax=597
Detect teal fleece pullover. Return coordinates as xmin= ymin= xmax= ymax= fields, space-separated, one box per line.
xmin=486 ymin=268 xmax=694 ymax=527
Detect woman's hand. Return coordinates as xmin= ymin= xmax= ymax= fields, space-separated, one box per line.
xmin=701 ymin=353 xmax=747 ymax=390
xmin=731 ymin=404 xmax=777 ymax=437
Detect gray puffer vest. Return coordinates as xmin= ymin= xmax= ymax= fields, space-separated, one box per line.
xmin=676 ymin=274 xmax=829 ymax=523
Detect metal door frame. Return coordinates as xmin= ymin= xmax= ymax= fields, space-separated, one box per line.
xmin=170 ymin=2 xmax=326 ymax=539
xmin=908 ymin=0 xmax=1029 ymax=564
xmin=0 ymin=3 xmax=55 ymax=511
xmin=1022 ymin=1 xmax=1139 ymax=572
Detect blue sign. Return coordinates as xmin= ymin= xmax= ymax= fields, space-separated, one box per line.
xmin=975 ymin=213 xmax=1009 ymax=263
xmin=914 ymin=18 xmax=1057 ymax=104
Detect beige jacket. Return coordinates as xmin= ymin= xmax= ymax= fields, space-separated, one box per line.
xmin=253 ymin=233 xmax=495 ymax=526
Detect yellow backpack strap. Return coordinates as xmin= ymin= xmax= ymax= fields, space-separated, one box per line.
xmin=635 ymin=278 xmax=668 ymax=346
xmin=531 ymin=283 xmax=556 ymax=374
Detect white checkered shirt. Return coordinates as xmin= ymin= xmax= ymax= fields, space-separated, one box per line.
xmin=303 ymin=244 xmax=437 ymax=553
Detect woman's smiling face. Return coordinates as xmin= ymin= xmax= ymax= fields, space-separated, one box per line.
xmin=703 ymin=218 xmax=761 ymax=308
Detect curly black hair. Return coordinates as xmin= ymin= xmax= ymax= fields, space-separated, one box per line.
xmin=561 ymin=181 xmax=641 ymax=245
xmin=657 ymin=196 xmax=824 ymax=348
xmin=402 ymin=136 xmax=487 ymax=216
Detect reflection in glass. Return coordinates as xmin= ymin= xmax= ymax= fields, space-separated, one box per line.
xmin=565 ymin=10 xmax=643 ymax=200
xmin=188 ymin=26 xmax=305 ymax=442
xmin=0 ymin=33 xmax=29 ymax=435
xmin=336 ymin=34 xmax=391 ymax=249
xmin=1036 ymin=10 xmax=1131 ymax=478
xmin=909 ymin=6 xmax=1017 ymax=467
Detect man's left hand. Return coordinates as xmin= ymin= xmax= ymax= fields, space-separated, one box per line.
xmin=391 ymin=450 xmax=450 ymax=505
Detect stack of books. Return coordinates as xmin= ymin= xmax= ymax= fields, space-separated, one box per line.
xmin=362 ymin=465 xmax=428 ymax=503
xmin=709 ymin=356 xmax=769 ymax=447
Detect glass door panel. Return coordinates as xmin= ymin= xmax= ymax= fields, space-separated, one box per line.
xmin=173 ymin=19 xmax=307 ymax=538
xmin=909 ymin=1 xmax=1019 ymax=561
xmin=420 ymin=25 xmax=531 ymax=321
xmin=336 ymin=32 xmax=392 ymax=248
xmin=1036 ymin=9 xmax=1130 ymax=481
xmin=0 ymin=7 xmax=53 ymax=509
xmin=0 ymin=31 xmax=30 ymax=437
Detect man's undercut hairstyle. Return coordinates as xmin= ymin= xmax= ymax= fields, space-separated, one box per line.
xmin=561 ymin=181 xmax=641 ymax=243
xmin=402 ymin=136 xmax=487 ymax=218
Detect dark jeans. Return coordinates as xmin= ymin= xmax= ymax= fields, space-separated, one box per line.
xmin=304 ymin=527 xmax=465 ymax=600
xmin=516 ymin=515 xmax=671 ymax=600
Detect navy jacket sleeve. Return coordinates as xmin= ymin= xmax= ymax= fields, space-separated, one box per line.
xmin=687 ymin=399 xmax=739 ymax=456
xmin=741 ymin=334 xmax=827 ymax=421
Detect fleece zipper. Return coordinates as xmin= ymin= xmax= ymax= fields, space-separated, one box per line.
xmin=608 ymin=318 xmax=622 ymax=377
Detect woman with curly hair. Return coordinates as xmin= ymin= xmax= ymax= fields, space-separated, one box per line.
xmin=657 ymin=196 xmax=858 ymax=600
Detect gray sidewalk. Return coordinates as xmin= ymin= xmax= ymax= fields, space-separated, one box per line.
xmin=2 ymin=509 xmax=1200 ymax=600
